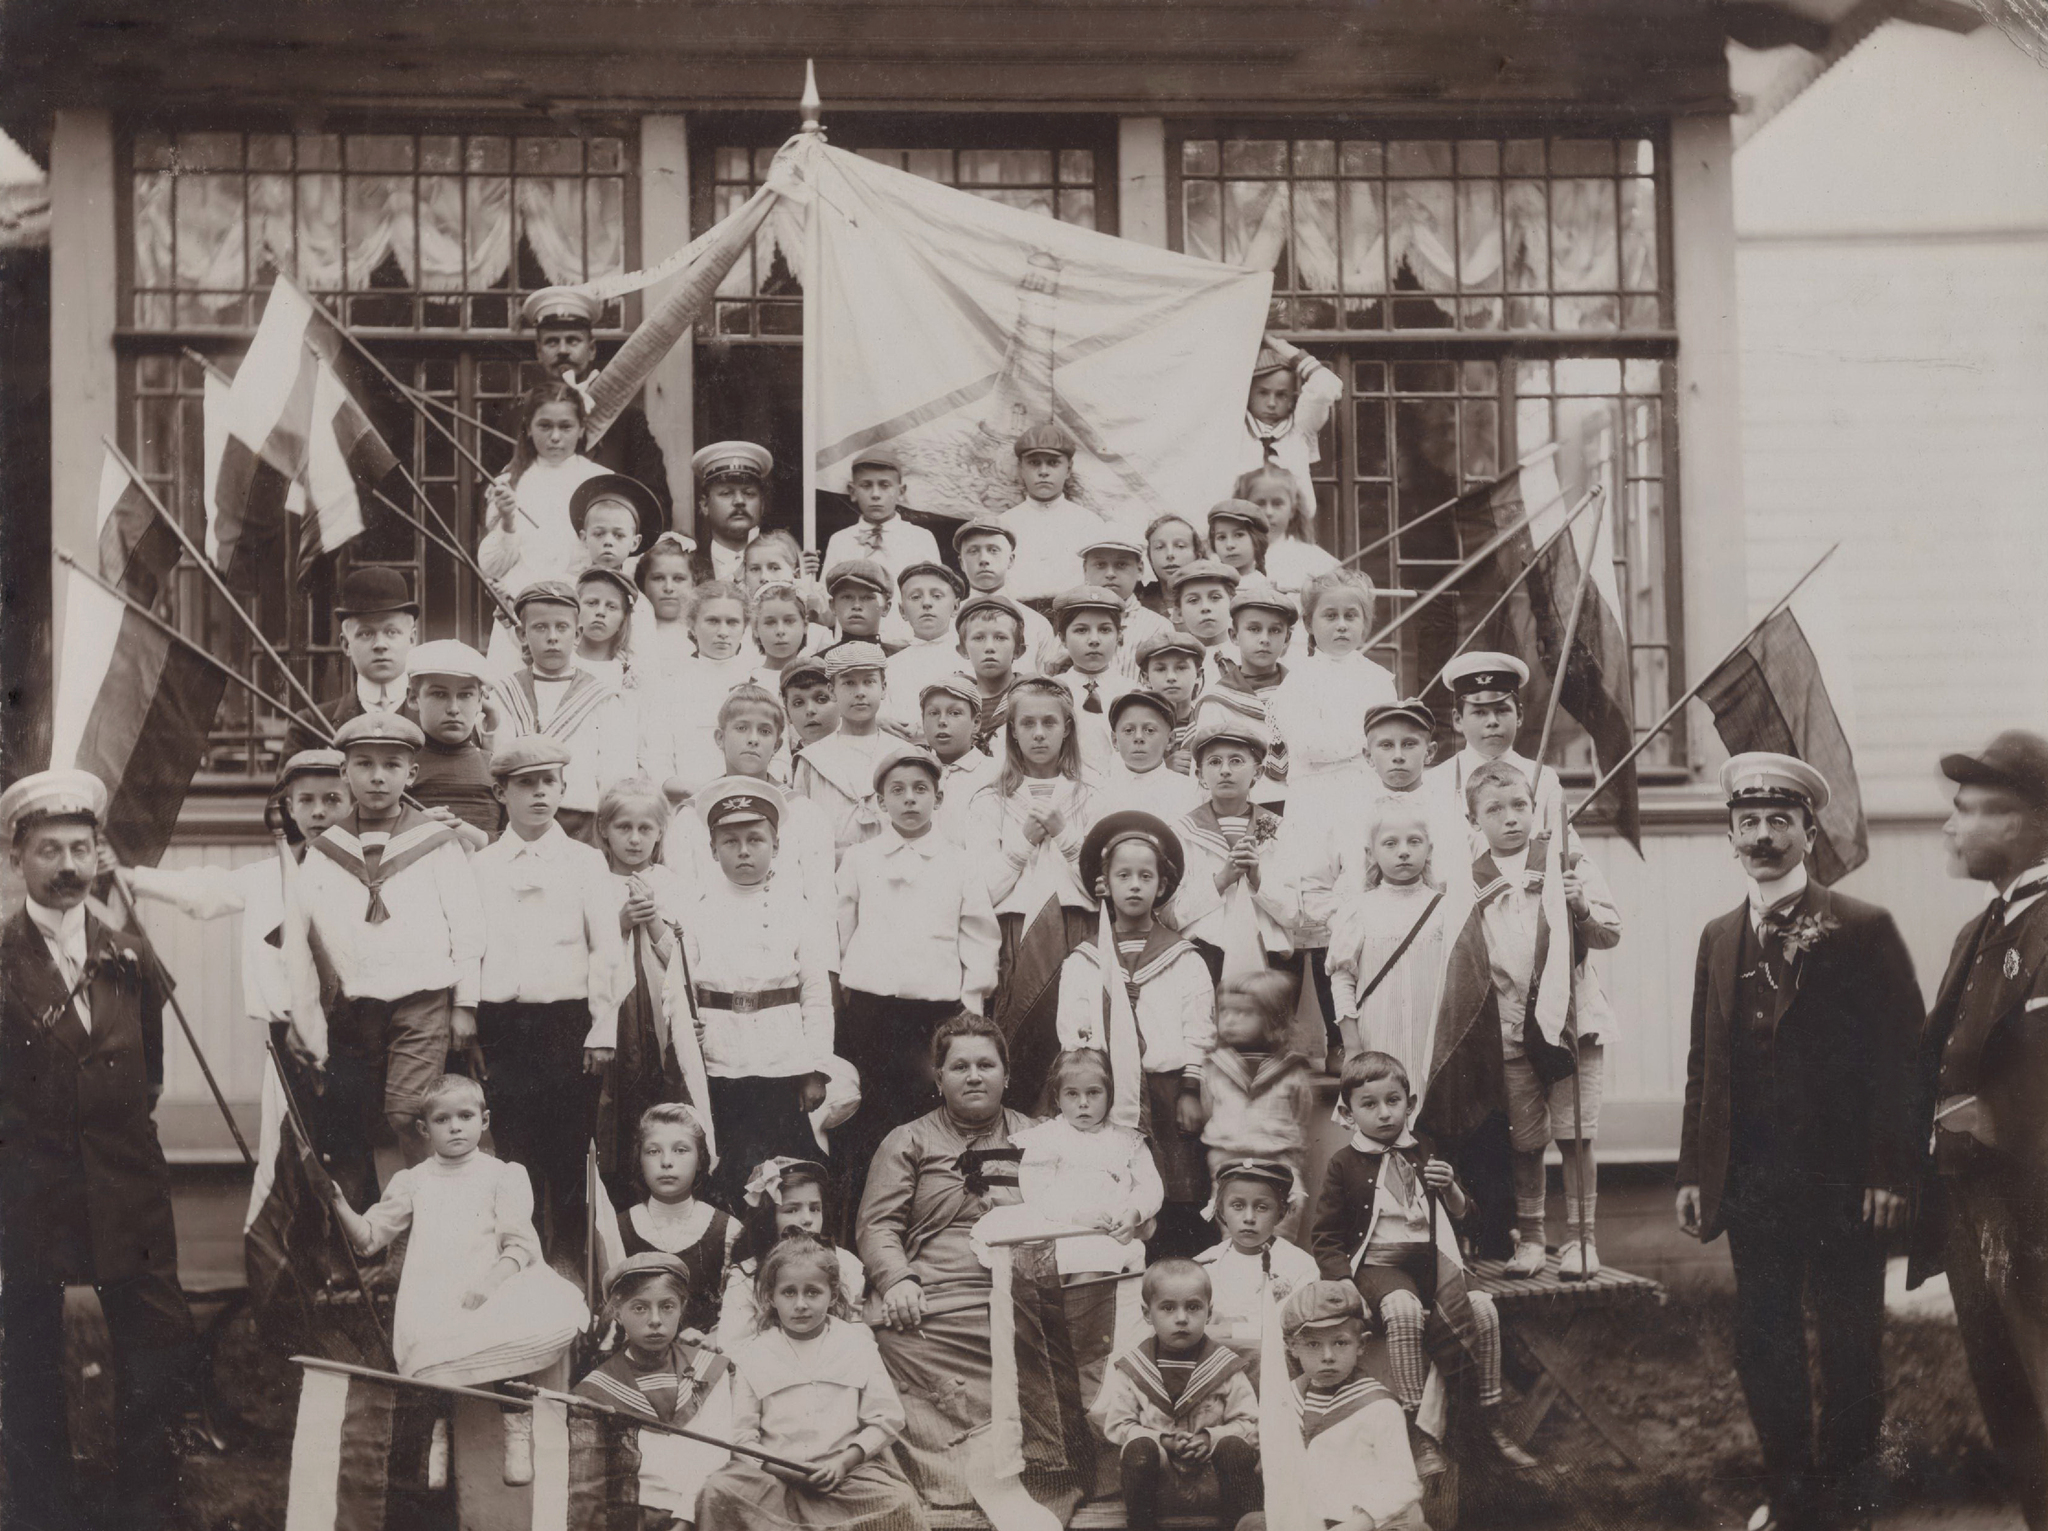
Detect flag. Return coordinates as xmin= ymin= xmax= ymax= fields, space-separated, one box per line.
xmin=993 ymin=896 xmax=1076 ymax=1115
xmin=283 ymin=1366 xmax=448 ymax=1531
xmin=529 ymin=1394 xmax=642 ymax=1531
xmin=1698 ymin=606 xmax=1869 ymax=884
xmin=214 ymin=277 xmax=396 ymax=588
xmin=50 ymin=455 xmax=230 ymax=866
xmin=1444 ymin=452 xmax=1642 ymax=849
xmin=777 ymin=135 xmax=1271 ymax=529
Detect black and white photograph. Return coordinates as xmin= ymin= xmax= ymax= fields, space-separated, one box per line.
xmin=1 ymin=2 xmax=2046 ymax=1528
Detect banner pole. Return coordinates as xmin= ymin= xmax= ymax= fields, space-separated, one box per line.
xmin=799 ymin=61 xmax=825 ymax=555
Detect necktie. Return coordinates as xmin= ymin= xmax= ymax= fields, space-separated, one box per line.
xmin=1083 ymin=681 xmax=1102 ymax=715
xmin=861 ymin=524 xmax=885 ymax=554
xmin=360 ymin=840 xmax=391 ymax=924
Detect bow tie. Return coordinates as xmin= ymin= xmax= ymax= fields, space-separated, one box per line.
xmin=860 ymin=524 xmax=886 ymax=553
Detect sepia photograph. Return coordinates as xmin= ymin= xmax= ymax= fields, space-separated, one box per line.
xmin=1 ymin=2 xmax=2046 ymax=1527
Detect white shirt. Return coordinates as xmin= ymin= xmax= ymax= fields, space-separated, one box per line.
xmin=1115 ymin=599 xmax=1178 ymax=680
xmin=793 ymin=731 xmax=897 ymax=856
xmin=1267 ymin=649 xmax=1399 ymax=782
xmin=1196 ymin=1237 xmax=1319 ymax=1349
xmin=27 ymin=897 xmax=91 ymax=1033
xmin=836 ymin=827 xmax=1000 ymax=1012
xmin=881 ymin=637 xmax=969 ymax=737
xmin=635 ymin=652 xmax=758 ymax=796
xmin=294 ymin=822 xmax=486 ymax=1006
xmin=130 ymin=856 xmax=291 ymax=1026
xmin=477 ymin=454 xmax=609 ymax=591
xmin=471 ymin=822 xmax=626 ymax=1047
xmin=1001 ymin=495 xmax=1111 ymax=604
xmin=970 ymin=778 xmax=1097 ymax=916
xmin=1264 ymin=535 xmax=1340 ymax=594
xmin=932 ymin=750 xmax=1000 ymax=847
xmin=355 ymin=676 xmax=408 ymax=713
xmin=822 ymin=516 xmax=942 ymax=585
xmin=1015 ymin=1116 xmax=1163 ymax=1274
xmin=1090 ymin=758 xmax=1205 ymax=821
xmin=1230 ymin=358 xmax=1342 ymax=522
xmin=709 ymin=536 xmax=755 ymax=584
xmin=1748 ymin=862 xmax=1810 ymax=935
xmin=1054 ymin=668 xmax=1135 ymax=788
xmin=675 ymin=875 xmax=836 ymax=1078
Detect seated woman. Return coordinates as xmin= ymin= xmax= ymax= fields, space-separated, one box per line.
xmin=855 ymin=1013 xmax=1088 ymax=1524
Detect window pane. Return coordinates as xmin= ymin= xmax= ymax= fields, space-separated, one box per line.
xmin=1355 ymin=398 xmax=1389 ymax=477
xmin=1462 ymin=401 xmax=1499 ymax=478
xmin=715 ymin=146 xmax=750 ymax=180
xmin=588 ymin=138 xmax=625 ymax=175
xmin=134 ymin=173 xmax=173 ymax=290
xmin=250 ymin=174 xmax=293 ymax=282
xmin=1552 ymin=179 xmax=1618 ymax=291
xmin=517 ymin=137 xmax=581 ymax=174
xmin=466 ymin=136 xmax=508 ymax=175
xmin=960 ymin=149 xmax=1050 ymax=184
xmin=1502 ymin=138 xmax=1544 ymax=175
xmin=178 ymin=132 xmax=241 ymax=171
xmin=1457 ymin=180 xmax=1500 ymax=290
xmin=1386 ymin=141 xmax=1452 ymax=178
xmin=1339 ymin=179 xmax=1385 ymax=294
xmin=973 ymin=187 xmax=1053 ymax=217
xmin=1182 ymin=139 xmax=1219 ymax=176
xmin=134 ymin=131 xmax=173 ymax=170
xmin=1224 ymin=180 xmax=1281 ymax=266
xmin=1387 ymin=181 xmax=1454 ymax=291
xmin=1620 ymin=178 xmax=1658 ymax=290
xmin=1294 ymin=139 xmax=1335 ymax=176
xmin=1292 ymin=179 xmax=1338 ymax=291
xmin=248 ymin=133 xmax=292 ymax=171
xmin=349 ymin=135 xmax=414 ymax=172
xmin=175 ymin=174 xmax=245 ymax=292
xmin=298 ymin=174 xmax=343 ymax=290
xmin=1550 ymin=138 xmax=1614 ymax=176
xmin=1460 ymin=296 xmax=1501 ymax=330
xmin=1461 ymin=360 xmax=1498 ymax=395
xmin=1340 ymin=140 xmax=1384 ymax=177
xmin=1456 ymin=140 xmax=1499 ymax=176
xmin=1223 ymin=140 xmax=1286 ymax=177
xmin=1555 ymin=295 xmax=1619 ymax=331
xmin=1393 ymin=361 xmax=1455 ymax=393
xmin=1183 ymin=177 xmax=1222 ymax=263
xmin=1503 ymin=181 xmax=1547 ymax=291
xmin=1554 ymin=358 xmax=1622 ymax=395
xmin=904 ymin=149 xmax=952 ymax=184
xmin=1056 ymin=189 xmax=1096 ymax=228
xmin=1059 ymin=149 xmax=1095 ymax=184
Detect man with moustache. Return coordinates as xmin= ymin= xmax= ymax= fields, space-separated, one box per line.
xmin=518 ymin=286 xmax=672 ymax=522
xmin=1676 ymin=753 xmax=1922 ymax=1531
xmin=1909 ymin=731 xmax=2048 ymax=1529
xmin=0 ymin=770 xmax=191 ymax=1531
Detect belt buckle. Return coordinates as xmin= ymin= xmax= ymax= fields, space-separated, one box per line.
xmin=730 ymin=991 xmax=758 ymax=1014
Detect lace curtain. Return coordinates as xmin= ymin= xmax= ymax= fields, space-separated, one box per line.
xmin=133 ymin=167 xmax=624 ymax=320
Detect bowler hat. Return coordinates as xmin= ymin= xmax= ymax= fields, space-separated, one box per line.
xmin=336 ymin=566 xmax=419 ymax=619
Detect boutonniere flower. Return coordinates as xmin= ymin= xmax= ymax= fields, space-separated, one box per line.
xmin=1778 ymin=910 xmax=1839 ymax=959
xmin=1248 ymin=813 xmax=1279 ymax=850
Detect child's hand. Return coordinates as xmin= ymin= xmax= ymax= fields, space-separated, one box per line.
xmin=622 ymin=879 xmax=660 ymax=927
xmin=807 ymin=1447 xmax=862 ymax=1492
xmin=1563 ymin=868 xmax=1589 ymax=916
xmin=1230 ymin=840 xmax=1262 ymax=890
xmin=679 ymin=1327 xmax=708 ymax=1348
xmin=459 ymin=1288 xmax=489 ymax=1311
xmin=1421 ymin=1157 xmax=1456 ymax=1193
xmin=800 ymin=550 xmax=822 ymax=580
xmin=1180 ymin=1428 xmax=1216 ymax=1464
xmin=1175 ymin=1093 xmax=1205 ymax=1135
xmin=799 ymin=1072 xmax=828 ymax=1112
xmin=1022 ymin=809 xmax=1053 ymax=846
xmin=1110 ymin=1209 xmax=1144 ymax=1243
xmin=1038 ymin=807 xmax=1065 ymax=840
xmin=584 ymin=1047 xmax=614 ymax=1074
xmin=487 ymin=480 xmax=519 ymax=532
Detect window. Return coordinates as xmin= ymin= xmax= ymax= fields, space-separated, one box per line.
xmin=121 ymin=121 xmax=630 ymax=779
xmin=129 ymin=128 xmax=631 ymax=331
xmin=1176 ymin=126 xmax=1678 ymax=770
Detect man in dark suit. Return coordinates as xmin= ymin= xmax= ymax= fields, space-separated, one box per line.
xmin=1677 ymin=753 xmax=1923 ymax=1531
xmin=521 ymin=285 xmax=672 ymax=524
xmin=0 ymin=769 xmax=192 ymax=1531
xmin=1908 ymin=730 xmax=2048 ymax=1529
xmin=288 ymin=564 xmax=422 ymax=752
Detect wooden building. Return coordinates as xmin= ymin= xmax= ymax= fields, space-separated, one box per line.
xmin=0 ymin=0 xmax=1994 ymax=1156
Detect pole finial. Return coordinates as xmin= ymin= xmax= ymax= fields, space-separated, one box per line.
xmin=800 ymin=58 xmax=822 ymax=133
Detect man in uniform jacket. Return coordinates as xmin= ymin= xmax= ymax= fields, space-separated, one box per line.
xmin=0 ymin=769 xmax=192 ymax=1531
xmin=521 ymin=285 xmax=672 ymax=523
xmin=1909 ymin=730 xmax=2048 ymax=1530
xmin=1677 ymin=753 xmax=1922 ymax=1531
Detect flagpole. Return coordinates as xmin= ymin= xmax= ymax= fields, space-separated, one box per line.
xmin=498 ymin=1379 xmax=820 ymax=1473
xmin=1339 ymin=441 xmax=1560 ymax=571
xmin=1418 ymin=488 xmax=1599 ymax=698
xmin=54 ymin=551 xmax=332 ymax=740
xmin=1356 ymin=473 xmax=1602 ymax=663
xmin=102 ymin=436 xmax=334 ymax=730
xmin=103 ymin=871 xmax=256 ymax=1165
xmin=368 ymin=485 xmax=521 ymax=629
xmin=1569 ymin=541 xmax=1842 ymax=826
xmin=267 ymin=1033 xmax=397 ymax=1366
xmin=799 ymin=59 xmax=824 ymax=557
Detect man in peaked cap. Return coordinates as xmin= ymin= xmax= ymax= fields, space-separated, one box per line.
xmin=1677 ymin=752 xmax=1922 ymax=1531
xmin=291 ymin=564 xmax=422 ymax=751
xmin=519 ymin=284 xmax=672 ymax=522
xmin=1001 ymin=418 xmax=1115 ymax=606
xmin=689 ymin=440 xmax=774 ymax=585
xmin=1909 ymin=730 xmax=2048 ymax=1529
xmin=0 ymin=769 xmax=194 ymax=1530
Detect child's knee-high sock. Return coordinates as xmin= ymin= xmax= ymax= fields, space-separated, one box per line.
xmin=1379 ymin=1290 xmax=1430 ymax=1410
xmin=1559 ymin=1138 xmax=1598 ymax=1239
xmin=1467 ymin=1292 xmax=1505 ymax=1408
xmin=1512 ymin=1147 xmax=1547 ymax=1246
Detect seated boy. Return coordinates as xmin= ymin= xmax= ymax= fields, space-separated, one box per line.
xmin=406 ymin=638 xmax=500 ymax=840
xmin=1048 ymin=584 xmax=1135 ymax=786
xmin=818 ymin=558 xmax=905 ymax=658
xmin=918 ymin=673 xmax=999 ymax=846
xmin=955 ymin=591 xmax=1032 ymax=753
xmin=792 ymin=642 xmax=896 ymax=858
xmin=488 ymin=580 xmax=636 ymax=842
xmin=954 ymin=515 xmax=1056 ymax=671
xmin=1095 ymin=689 xmax=1204 ymax=820
xmin=1090 ymin=1258 xmax=1261 ymax=1531
xmin=821 ymin=446 xmax=941 ymax=582
xmin=1135 ymin=632 xmax=1210 ymax=776
xmin=882 ymin=561 xmax=968 ymax=736
xmin=1312 ymin=1051 xmax=1533 ymax=1476
xmin=1195 ymin=1159 xmax=1318 ymax=1368
xmin=1081 ymin=531 xmax=1175 ymax=679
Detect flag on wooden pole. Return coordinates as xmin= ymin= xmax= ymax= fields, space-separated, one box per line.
xmin=50 ymin=452 xmax=230 ymax=866
xmin=283 ymin=1365 xmax=449 ymax=1531
xmin=1698 ymin=606 xmax=1869 ymax=884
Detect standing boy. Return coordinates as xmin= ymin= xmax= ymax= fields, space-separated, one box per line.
xmin=407 ymin=638 xmax=500 ymax=838
xmin=919 ymin=673 xmax=1000 ymax=846
xmin=1001 ymin=421 xmax=1107 ymax=605
xmin=883 ymin=561 xmax=969 ymax=736
xmin=1049 ymin=584 xmax=1135 ymax=786
xmin=775 ymin=656 xmax=838 ymax=786
xmin=1431 ymin=652 xmax=1572 ymax=834
xmin=822 ymin=446 xmax=941 ymax=581
xmin=819 ymin=558 xmax=906 ymax=658
xmin=956 ymin=591 xmax=1033 ymax=752
xmin=955 ymin=515 xmax=1057 ymax=668
xmin=290 ymin=712 xmax=485 ymax=1207
xmin=1170 ymin=714 xmax=1292 ymax=986
xmin=1171 ymin=561 xmax=1242 ymax=685
xmin=1234 ymin=334 xmax=1342 ymax=528
xmin=688 ymin=441 xmax=770 ymax=585
xmin=472 ymin=735 xmax=626 ymax=1263
xmin=1136 ymin=632 xmax=1211 ymax=776
xmin=489 ymin=580 xmax=637 ymax=841
xmin=1096 ymin=690 xmax=1205 ymax=820
xmin=793 ymin=642 xmax=897 ymax=858
xmin=1209 ymin=579 xmax=1296 ymax=808
xmin=1081 ymin=531 xmax=1175 ymax=679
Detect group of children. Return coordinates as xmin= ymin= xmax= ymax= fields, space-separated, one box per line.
xmin=193 ymin=331 xmax=1633 ymax=1530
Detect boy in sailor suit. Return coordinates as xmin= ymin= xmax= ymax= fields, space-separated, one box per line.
xmin=793 ymin=643 xmax=897 ymax=860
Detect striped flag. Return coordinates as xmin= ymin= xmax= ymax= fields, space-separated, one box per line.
xmin=284 ymin=1367 xmax=448 ymax=1531
xmin=530 ymin=1394 xmax=642 ymax=1531
xmin=50 ymin=452 xmax=229 ymax=866
xmin=1698 ymin=606 xmax=1869 ymax=884
xmin=213 ymin=276 xmax=397 ymax=588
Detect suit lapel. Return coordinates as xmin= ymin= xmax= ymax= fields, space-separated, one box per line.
xmin=7 ymin=909 xmax=92 ymax=1057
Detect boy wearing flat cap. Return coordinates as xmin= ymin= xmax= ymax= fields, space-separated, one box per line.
xmin=1081 ymin=531 xmax=1175 ymax=679
xmin=794 ymin=642 xmax=897 ymax=859
xmin=1095 ymin=689 xmax=1205 ymax=820
xmin=1677 ymin=752 xmax=1922 ymax=1531
xmin=689 ymin=441 xmax=772 ymax=586
xmin=671 ymin=777 xmax=839 ymax=1209
xmin=918 ymin=673 xmax=1000 ymax=846
xmin=288 ymin=711 xmax=486 ymax=1209
xmin=1235 ymin=333 xmax=1342 ymax=531
xmin=818 ymin=557 xmax=906 ymax=658
xmin=490 ymin=580 xmax=636 ymax=841
xmin=882 ymin=560 xmax=969 ymax=735
xmin=1001 ymin=420 xmax=1111 ymax=605
xmin=1049 ymin=583 xmax=1136 ymax=787
xmin=955 ymin=515 xmax=1058 ymax=671
xmin=1 ymin=769 xmax=193 ymax=1531
xmin=955 ymin=591 xmax=1034 ymax=751
xmin=823 ymin=446 xmax=942 ymax=584
xmin=472 ymin=733 xmax=626 ymax=1263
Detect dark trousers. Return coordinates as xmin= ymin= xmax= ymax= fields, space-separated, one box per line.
xmin=1118 ymin=1433 xmax=1260 ymax=1531
xmin=478 ymin=999 xmax=600 ymax=1267
xmin=320 ymin=987 xmax=453 ymax=1208
xmin=1 ymin=1273 xmax=194 ymax=1531
xmin=1945 ymin=1166 xmax=2048 ymax=1530
xmin=1723 ymin=1165 xmax=1887 ymax=1528
xmin=835 ymin=989 xmax=959 ymax=1236
xmin=704 ymin=1074 xmax=822 ymax=1214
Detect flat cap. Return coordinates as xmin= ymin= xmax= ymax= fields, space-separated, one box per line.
xmin=1080 ymin=810 xmax=1186 ymax=904
xmin=1941 ymin=730 xmax=2048 ymax=811
xmin=919 ymin=672 xmax=983 ymax=710
xmin=333 ymin=710 xmax=424 ymax=753
xmin=1108 ymin=689 xmax=1176 ymax=731
xmin=1050 ymin=584 xmax=1125 ymax=626
xmin=1280 ymin=1279 xmax=1366 ymax=1339
xmin=1443 ymin=651 xmax=1530 ymax=703
xmin=1251 ymin=341 xmax=1294 ymax=379
xmin=952 ymin=515 xmax=1017 ymax=553
xmin=1171 ymin=559 xmax=1241 ymax=593
xmin=512 ymin=579 xmax=581 ymax=617
xmin=1363 ymin=699 xmax=1437 ymax=737
xmin=1079 ymin=530 xmax=1146 ymax=560
xmin=520 ymin=286 xmax=602 ymax=329
xmin=1229 ymin=577 xmax=1298 ymax=621
xmin=1013 ymin=420 xmax=1079 ymax=459
xmin=1206 ymin=499 xmax=1266 ymax=535
xmin=1133 ymin=631 xmax=1208 ymax=670
xmin=1721 ymin=752 xmax=1832 ymax=814
xmin=691 ymin=440 xmax=773 ymax=483
xmin=1187 ymin=709 xmax=1270 ymax=760
xmin=824 ymin=558 xmax=892 ymax=597
xmin=275 ymin=749 xmax=347 ymax=791
xmin=576 ymin=564 xmax=638 ymax=610
xmin=1212 ymin=1158 xmax=1297 ymax=1198
xmin=406 ymin=639 xmax=492 ymax=684
xmin=569 ymin=473 xmax=662 ymax=546
xmin=825 ymin=641 xmax=889 ymax=677
xmin=897 ymin=561 xmax=967 ymax=598
xmin=778 ymin=657 xmax=833 ymax=693
xmin=0 ymin=769 xmax=108 ymax=841
xmin=956 ymin=591 xmax=1028 ymax=630
xmin=602 ymin=1251 xmax=692 ymax=1300
xmin=848 ymin=444 xmax=904 ymax=473
xmin=874 ymin=743 xmax=943 ymax=794
xmin=700 ymin=775 xmax=784 ymax=832
xmin=489 ymin=733 xmax=573 ymax=781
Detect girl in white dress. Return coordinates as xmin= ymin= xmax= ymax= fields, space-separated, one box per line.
xmin=1326 ymin=801 xmax=1451 ymax=1083
xmin=632 ymin=534 xmax=700 ymax=689
xmin=1236 ymin=465 xmax=1338 ymax=595
xmin=480 ymin=381 xmax=610 ymax=672
xmin=717 ymin=1157 xmax=866 ymax=1350
xmin=638 ymin=582 xmax=759 ymax=799
xmin=327 ymin=1073 xmax=589 ymax=1480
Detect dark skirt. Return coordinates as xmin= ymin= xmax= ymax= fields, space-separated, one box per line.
xmin=596 ymin=935 xmax=686 ymax=1208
